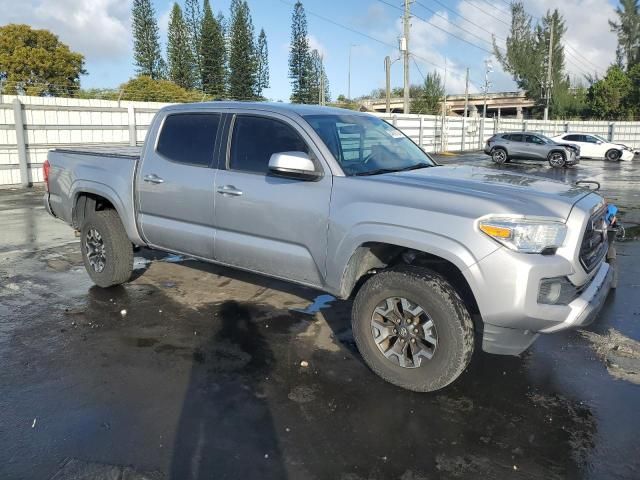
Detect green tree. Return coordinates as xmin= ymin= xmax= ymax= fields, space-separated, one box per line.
xmin=587 ymin=65 xmax=632 ymax=119
xmin=289 ymin=1 xmax=312 ymax=103
xmin=200 ymin=0 xmax=226 ymax=98
xmin=609 ymin=0 xmax=640 ymax=70
xmin=256 ymin=28 xmax=270 ymax=98
xmin=494 ymin=2 xmax=571 ymax=116
xmin=132 ymin=0 xmax=165 ymax=79
xmin=228 ymin=0 xmax=257 ymax=99
xmin=308 ymin=49 xmax=329 ymax=104
xmin=627 ymin=62 xmax=640 ymax=113
xmin=410 ymin=71 xmax=445 ymax=114
xmin=0 ymin=24 xmax=86 ymax=96
xmin=185 ymin=0 xmax=203 ymax=87
xmin=117 ymin=76 xmax=201 ymax=103
xmin=167 ymin=3 xmax=196 ymax=89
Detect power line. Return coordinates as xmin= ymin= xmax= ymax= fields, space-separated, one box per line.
xmin=460 ymin=0 xmax=510 ymax=26
xmin=276 ymin=0 xmax=466 ymax=80
xmin=375 ymin=0 xmax=495 ymax=55
xmin=413 ymin=1 xmax=498 ymax=51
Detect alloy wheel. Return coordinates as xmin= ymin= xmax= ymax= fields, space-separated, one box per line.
xmin=85 ymin=228 xmax=106 ymax=273
xmin=370 ymin=297 xmax=438 ymax=368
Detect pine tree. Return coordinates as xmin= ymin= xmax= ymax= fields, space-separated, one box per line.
xmin=200 ymin=0 xmax=227 ymax=98
xmin=185 ymin=0 xmax=203 ymax=87
xmin=228 ymin=0 xmax=257 ymax=99
xmin=308 ymin=49 xmax=329 ymax=104
xmin=256 ymin=29 xmax=270 ymax=98
xmin=609 ymin=0 xmax=640 ymax=70
xmin=132 ymin=0 xmax=165 ymax=79
xmin=289 ymin=1 xmax=312 ymax=103
xmin=167 ymin=3 xmax=196 ymax=89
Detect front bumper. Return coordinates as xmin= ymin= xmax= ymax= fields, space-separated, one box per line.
xmin=621 ymin=150 xmax=634 ymax=161
xmin=478 ymin=258 xmax=612 ymax=355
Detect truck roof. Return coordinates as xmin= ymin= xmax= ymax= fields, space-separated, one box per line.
xmin=160 ymin=101 xmax=370 ymax=117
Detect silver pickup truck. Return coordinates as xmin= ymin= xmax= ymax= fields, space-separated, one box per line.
xmin=44 ymin=102 xmax=614 ymax=392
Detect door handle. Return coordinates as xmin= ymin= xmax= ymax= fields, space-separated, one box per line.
xmin=216 ymin=185 xmax=243 ymax=196
xmin=143 ymin=174 xmax=164 ymax=184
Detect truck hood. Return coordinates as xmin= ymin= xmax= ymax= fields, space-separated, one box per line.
xmin=367 ymin=165 xmax=592 ymax=219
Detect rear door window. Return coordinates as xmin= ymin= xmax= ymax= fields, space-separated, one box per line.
xmin=509 ymin=134 xmax=524 ymax=142
xmin=156 ymin=113 xmax=221 ymax=167
xmin=564 ymin=134 xmax=584 ymax=142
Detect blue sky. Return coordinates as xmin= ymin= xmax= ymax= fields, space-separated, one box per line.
xmin=1 ymin=0 xmax=622 ymax=100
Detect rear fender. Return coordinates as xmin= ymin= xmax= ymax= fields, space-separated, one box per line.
xmin=71 ymin=180 xmax=145 ymax=245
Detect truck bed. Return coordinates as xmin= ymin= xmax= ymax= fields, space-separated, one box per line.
xmin=51 ymin=145 xmax=142 ymax=159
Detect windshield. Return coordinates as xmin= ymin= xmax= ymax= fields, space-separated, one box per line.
xmin=304 ymin=114 xmax=435 ymax=176
xmin=537 ymin=134 xmax=555 ymax=144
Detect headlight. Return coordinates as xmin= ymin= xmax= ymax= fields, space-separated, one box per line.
xmin=478 ymin=217 xmax=567 ymax=253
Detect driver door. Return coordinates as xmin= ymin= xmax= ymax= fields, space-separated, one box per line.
xmin=213 ymin=112 xmax=332 ymax=287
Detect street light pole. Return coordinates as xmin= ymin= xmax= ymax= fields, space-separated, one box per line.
xmin=402 ymin=0 xmax=412 ymax=114
xmin=348 ymin=44 xmax=358 ymax=100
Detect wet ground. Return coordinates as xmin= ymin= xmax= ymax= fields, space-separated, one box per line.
xmin=1 ymin=154 xmax=639 ymax=480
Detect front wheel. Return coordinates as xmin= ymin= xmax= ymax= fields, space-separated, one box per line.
xmin=548 ymin=151 xmax=566 ymax=168
xmin=81 ymin=209 xmax=133 ymax=288
xmin=606 ymin=149 xmax=621 ymax=162
xmin=351 ymin=266 xmax=474 ymax=392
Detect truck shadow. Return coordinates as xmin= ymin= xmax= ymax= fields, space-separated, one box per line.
xmin=168 ymin=299 xmax=287 ymax=480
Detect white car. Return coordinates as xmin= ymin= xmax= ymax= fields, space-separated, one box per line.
xmin=552 ymin=133 xmax=635 ymax=161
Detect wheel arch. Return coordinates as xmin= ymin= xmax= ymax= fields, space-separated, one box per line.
xmin=70 ymin=180 xmax=145 ymax=245
xmin=339 ymin=242 xmax=480 ymax=317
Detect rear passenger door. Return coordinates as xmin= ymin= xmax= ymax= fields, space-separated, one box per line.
xmin=137 ymin=111 xmax=222 ymax=259
xmin=507 ymin=133 xmax=525 ymax=157
xmin=213 ymin=112 xmax=331 ymax=287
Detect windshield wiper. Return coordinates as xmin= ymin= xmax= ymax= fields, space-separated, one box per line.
xmin=352 ymin=163 xmax=432 ymax=176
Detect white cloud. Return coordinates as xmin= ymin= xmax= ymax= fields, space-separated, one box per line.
xmin=308 ymin=34 xmax=328 ymax=59
xmin=1 ymin=0 xmax=132 ymax=62
xmin=454 ymin=0 xmax=615 ymax=80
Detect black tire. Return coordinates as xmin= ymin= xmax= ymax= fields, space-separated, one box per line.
xmin=351 ymin=266 xmax=474 ymax=392
xmin=81 ymin=209 xmax=133 ymax=288
xmin=491 ymin=148 xmax=508 ymax=165
xmin=548 ymin=151 xmax=566 ymax=168
xmin=605 ymin=149 xmax=621 ymax=162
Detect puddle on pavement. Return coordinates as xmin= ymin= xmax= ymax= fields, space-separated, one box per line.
xmin=581 ymin=328 xmax=640 ymax=384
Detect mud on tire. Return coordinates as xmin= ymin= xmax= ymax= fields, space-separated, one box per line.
xmin=351 ymin=266 xmax=474 ymax=392
xmin=81 ymin=209 xmax=133 ymax=288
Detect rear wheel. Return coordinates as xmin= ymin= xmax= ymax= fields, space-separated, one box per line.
xmin=81 ymin=209 xmax=133 ymax=288
xmin=351 ymin=266 xmax=474 ymax=392
xmin=491 ymin=148 xmax=508 ymax=165
xmin=548 ymin=151 xmax=566 ymax=168
xmin=606 ymin=149 xmax=621 ymax=162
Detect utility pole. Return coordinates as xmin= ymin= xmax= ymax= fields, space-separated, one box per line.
xmin=320 ymin=54 xmax=325 ymax=106
xmin=441 ymin=58 xmax=448 ymax=152
xmin=462 ymin=67 xmax=469 ymax=151
xmin=385 ymin=56 xmax=391 ymax=114
xmin=402 ymin=0 xmax=412 ymax=114
xmin=480 ymin=59 xmax=492 ymax=149
xmin=348 ymin=44 xmax=358 ymax=100
xmin=482 ymin=59 xmax=493 ymax=119
xmin=543 ymin=22 xmax=554 ymax=121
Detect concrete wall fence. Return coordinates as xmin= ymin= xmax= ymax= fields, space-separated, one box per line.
xmin=0 ymin=95 xmax=171 ymax=187
xmin=3 ymin=94 xmax=640 ymax=186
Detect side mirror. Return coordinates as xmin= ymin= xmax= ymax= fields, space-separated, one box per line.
xmin=268 ymin=151 xmax=320 ymax=180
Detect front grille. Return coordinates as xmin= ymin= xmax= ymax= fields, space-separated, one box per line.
xmin=579 ymin=206 xmax=608 ymax=272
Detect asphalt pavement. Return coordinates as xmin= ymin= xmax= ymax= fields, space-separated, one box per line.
xmin=1 ymin=154 xmax=639 ymax=480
